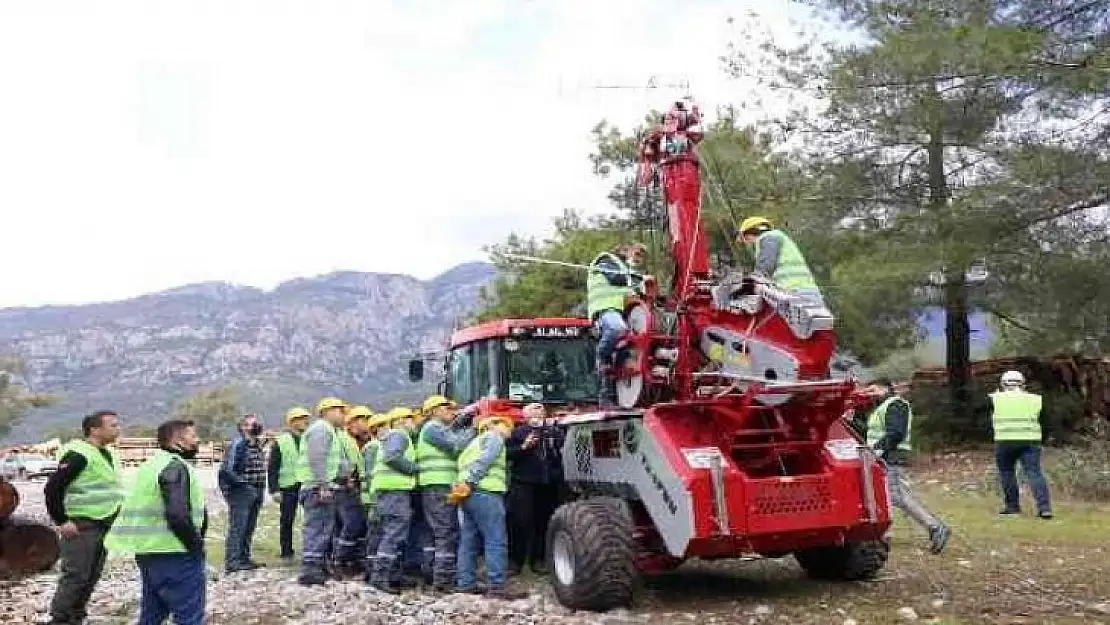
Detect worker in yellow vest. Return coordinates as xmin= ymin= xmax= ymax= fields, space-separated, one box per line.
xmin=366 ymin=407 xmax=420 ymax=593
xmin=416 ymin=395 xmax=477 ymax=592
xmin=990 ymin=370 xmax=1052 ymax=518
xmin=267 ymin=407 xmax=310 ymax=560
xmin=103 ymin=420 xmax=207 ymax=625
xmin=864 ymin=378 xmax=950 ymax=554
xmin=333 ymin=405 xmax=372 ymax=575
xmin=361 ymin=411 xmax=391 ymax=570
xmin=450 ymin=415 xmax=525 ymax=599
xmin=587 ymin=242 xmax=647 ymax=407
xmin=295 ymin=397 xmax=349 ymax=586
xmin=44 ymin=410 xmax=123 ymax=625
xmin=737 ymin=216 xmax=825 ymax=307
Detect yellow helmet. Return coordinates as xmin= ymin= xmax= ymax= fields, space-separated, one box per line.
xmin=477 ymin=415 xmax=515 ymax=432
xmin=739 ymin=216 xmax=773 ymax=234
xmin=385 ymin=406 xmax=418 ymax=424
xmin=345 ymin=405 xmax=373 ymax=425
xmin=367 ymin=412 xmax=391 ymax=429
xmin=284 ymin=406 xmax=311 ymax=425
xmin=316 ymin=397 xmax=348 ymax=415
xmin=421 ymin=395 xmax=456 ymax=414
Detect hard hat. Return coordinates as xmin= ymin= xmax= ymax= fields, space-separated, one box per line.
xmin=316 ymin=397 xmax=348 ymax=415
xmin=1000 ymin=370 xmax=1025 ymax=386
xmin=345 ymin=405 xmax=373 ymax=425
xmin=421 ymin=395 xmax=456 ymax=414
xmin=385 ymin=406 xmax=418 ymax=424
xmin=477 ymin=415 xmax=515 ymax=432
xmin=284 ymin=407 xmax=311 ymax=425
xmin=739 ymin=216 xmax=773 ymax=234
xmin=367 ymin=413 xmax=391 ymax=429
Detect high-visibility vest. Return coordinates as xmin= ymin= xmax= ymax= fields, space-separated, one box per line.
xmin=990 ymin=390 xmax=1043 ymax=442
xmin=295 ymin=419 xmax=342 ymax=486
xmin=416 ymin=422 xmax=458 ymax=487
xmin=275 ymin=432 xmax=301 ymax=489
xmin=586 ymin=252 xmax=635 ymax=320
xmin=754 ymin=229 xmax=818 ymax=292
xmin=103 ymin=450 xmax=205 ymax=554
xmin=458 ymin=433 xmax=507 ymax=493
xmin=57 ymin=439 xmax=124 ymax=521
xmin=866 ymin=396 xmax=913 ymax=452
xmin=361 ymin=439 xmax=379 ymax=505
xmin=340 ymin=432 xmax=362 ymax=478
xmin=370 ymin=430 xmax=416 ymax=492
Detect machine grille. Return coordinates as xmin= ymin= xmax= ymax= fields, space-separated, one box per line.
xmin=752 ymin=476 xmax=834 ymax=515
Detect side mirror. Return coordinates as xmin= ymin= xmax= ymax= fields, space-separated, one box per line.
xmin=408 ymin=359 xmax=424 ymax=382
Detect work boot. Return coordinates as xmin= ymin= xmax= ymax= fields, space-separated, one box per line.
xmin=454 ymin=584 xmax=488 ymax=595
xmin=999 ymin=507 xmax=1021 ymax=515
xmin=529 ymin=559 xmax=548 ymax=575
xmin=1038 ymin=511 xmax=1054 ymax=520
xmin=927 ymin=523 xmax=951 ymax=555
xmin=370 ymin=580 xmax=400 ymax=595
xmin=297 ymin=569 xmax=328 ymax=586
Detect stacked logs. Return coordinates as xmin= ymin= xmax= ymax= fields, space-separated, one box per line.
xmin=0 ymin=476 xmax=60 ymax=580
xmin=911 ymin=355 xmax=1110 ymax=423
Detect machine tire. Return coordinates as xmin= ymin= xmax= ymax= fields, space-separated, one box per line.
xmin=546 ymin=497 xmax=637 ymax=612
xmin=793 ymin=540 xmax=889 ymax=581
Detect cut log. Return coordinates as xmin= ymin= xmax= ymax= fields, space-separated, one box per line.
xmin=0 ymin=516 xmax=61 ymax=579
xmin=0 ymin=478 xmax=17 ymax=521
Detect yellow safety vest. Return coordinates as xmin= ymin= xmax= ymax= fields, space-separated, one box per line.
xmin=416 ymin=422 xmax=458 ymax=487
xmin=754 ymin=229 xmax=818 ymax=292
xmin=275 ymin=432 xmax=300 ymax=489
xmin=295 ymin=419 xmax=342 ymax=486
xmin=370 ymin=429 xmax=416 ymax=492
xmin=340 ymin=432 xmax=362 ymax=478
xmin=586 ymin=252 xmax=635 ymax=320
xmin=990 ymin=390 xmax=1043 ymax=442
xmin=57 ymin=440 xmax=124 ymax=521
xmin=866 ymin=396 xmax=913 ymax=452
xmin=458 ymin=433 xmax=507 ymax=493
xmin=104 ymin=450 xmax=205 ymax=554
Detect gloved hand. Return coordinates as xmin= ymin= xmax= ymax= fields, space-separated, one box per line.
xmin=446 ymin=482 xmax=472 ymax=505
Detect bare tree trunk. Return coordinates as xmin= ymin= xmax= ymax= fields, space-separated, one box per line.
xmin=945 ymin=276 xmax=974 ymax=426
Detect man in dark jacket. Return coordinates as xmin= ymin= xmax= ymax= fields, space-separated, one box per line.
xmin=103 ymin=419 xmax=208 ymax=625
xmin=864 ymin=379 xmax=949 ymax=554
xmin=218 ymin=414 xmax=267 ymax=573
xmin=44 ymin=410 xmax=123 ymax=625
xmin=506 ymin=403 xmax=565 ymax=575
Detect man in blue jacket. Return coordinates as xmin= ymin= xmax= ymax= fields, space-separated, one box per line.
xmin=218 ymin=414 xmax=267 ymax=573
xmin=506 ymin=403 xmax=564 ymax=575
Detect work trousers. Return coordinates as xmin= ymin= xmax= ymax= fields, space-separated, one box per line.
xmin=420 ymin=486 xmax=459 ymax=586
xmin=49 ymin=522 xmax=109 ymax=625
xmin=886 ymin=463 xmax=942 ymax=531
xmin=333 ymin=488 xmax=367 ymax=564
xmin=995 ymin=442 xmax=1053 ymax=514
xmin=404 ymin=492 xmax=429 ymax=577
xmin=363 ymin=502 xmax=382 ymax=571
xmin=135 ymin=552 xmax=206 ymax=625
xmin=278 ymin=486 xmax=300 ymax=558
xmin=300 ymin=488 xmax=337 ymax=575
xmin=371 ymin=491 xmax=413 ymax=585
xmin=507 ymin=481 xmax=560 ymax=572
xmin=223 ymin=485 xmax=263 ymax=571
xmin=458 ymin=491 xmax=509 ymax=591
xmin=595 ymin=310 xmax=629 ymax=404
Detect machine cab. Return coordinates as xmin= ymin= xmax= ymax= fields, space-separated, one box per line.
xmin=411 ymin=318 xmax=601 ymax=414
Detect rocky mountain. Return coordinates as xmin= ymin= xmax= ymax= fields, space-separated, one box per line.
xmin=0 ymin=262 xmax=497 ymax=442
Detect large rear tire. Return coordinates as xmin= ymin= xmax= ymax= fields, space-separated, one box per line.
xmin=793 ymin=540 xmax=889 ymax=581
xmin=546 ymin=497 xmax=637 ymax=611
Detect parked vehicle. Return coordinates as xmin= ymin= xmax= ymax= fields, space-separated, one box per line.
xmin=0 ymin=453 xmax=59 ymax=480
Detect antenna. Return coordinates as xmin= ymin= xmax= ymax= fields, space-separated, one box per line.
xmin=556 ymin=74 xmax=693 ymax=98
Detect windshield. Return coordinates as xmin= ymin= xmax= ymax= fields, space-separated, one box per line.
xmin=503 ymin=337 xmax=600 ymax=403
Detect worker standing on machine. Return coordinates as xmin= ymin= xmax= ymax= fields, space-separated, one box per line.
xmin=295 ymin=397 xmax=349 ymax=586
xmin=586 ymin=242 xmax=647 ymax=407
xmin=333 ymin=405 xmax=372 ymax=576
xmin=989 ymin=370 xmax=1053 ymax=518
xmin=865 ymin=378 xmax=950 ymax=554
xmin=736 ymin=216 xmax=825 ymax=307
xmin=367 ymin=407 xmax=420 ymax=594
xmin=416 ymin=395 xmax=476 ymax=592
xmin=450 ymin=415 xmax=523 ymax=599
xmin=268 ymin=407 xmax=310 ymax=561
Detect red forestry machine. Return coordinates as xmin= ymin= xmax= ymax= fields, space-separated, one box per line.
xmin=544 ymin=100 xmax=892 ymax=611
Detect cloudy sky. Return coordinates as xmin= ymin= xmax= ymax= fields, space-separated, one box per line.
xmin=0 ymin=0 xmax=821 ymax=308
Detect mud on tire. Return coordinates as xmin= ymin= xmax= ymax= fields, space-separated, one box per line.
xmin=793 ymin=539 xmax=889 ymax=581
xmin=546 ymin=497 xmax=637 ymax=611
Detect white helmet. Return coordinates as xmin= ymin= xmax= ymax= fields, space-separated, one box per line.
xmin=1000 ymin=370 xmax=1024 ymax=387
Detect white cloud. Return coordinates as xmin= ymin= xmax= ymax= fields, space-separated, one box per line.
xmin=0 ymin=0 xmax=818 ymax=307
